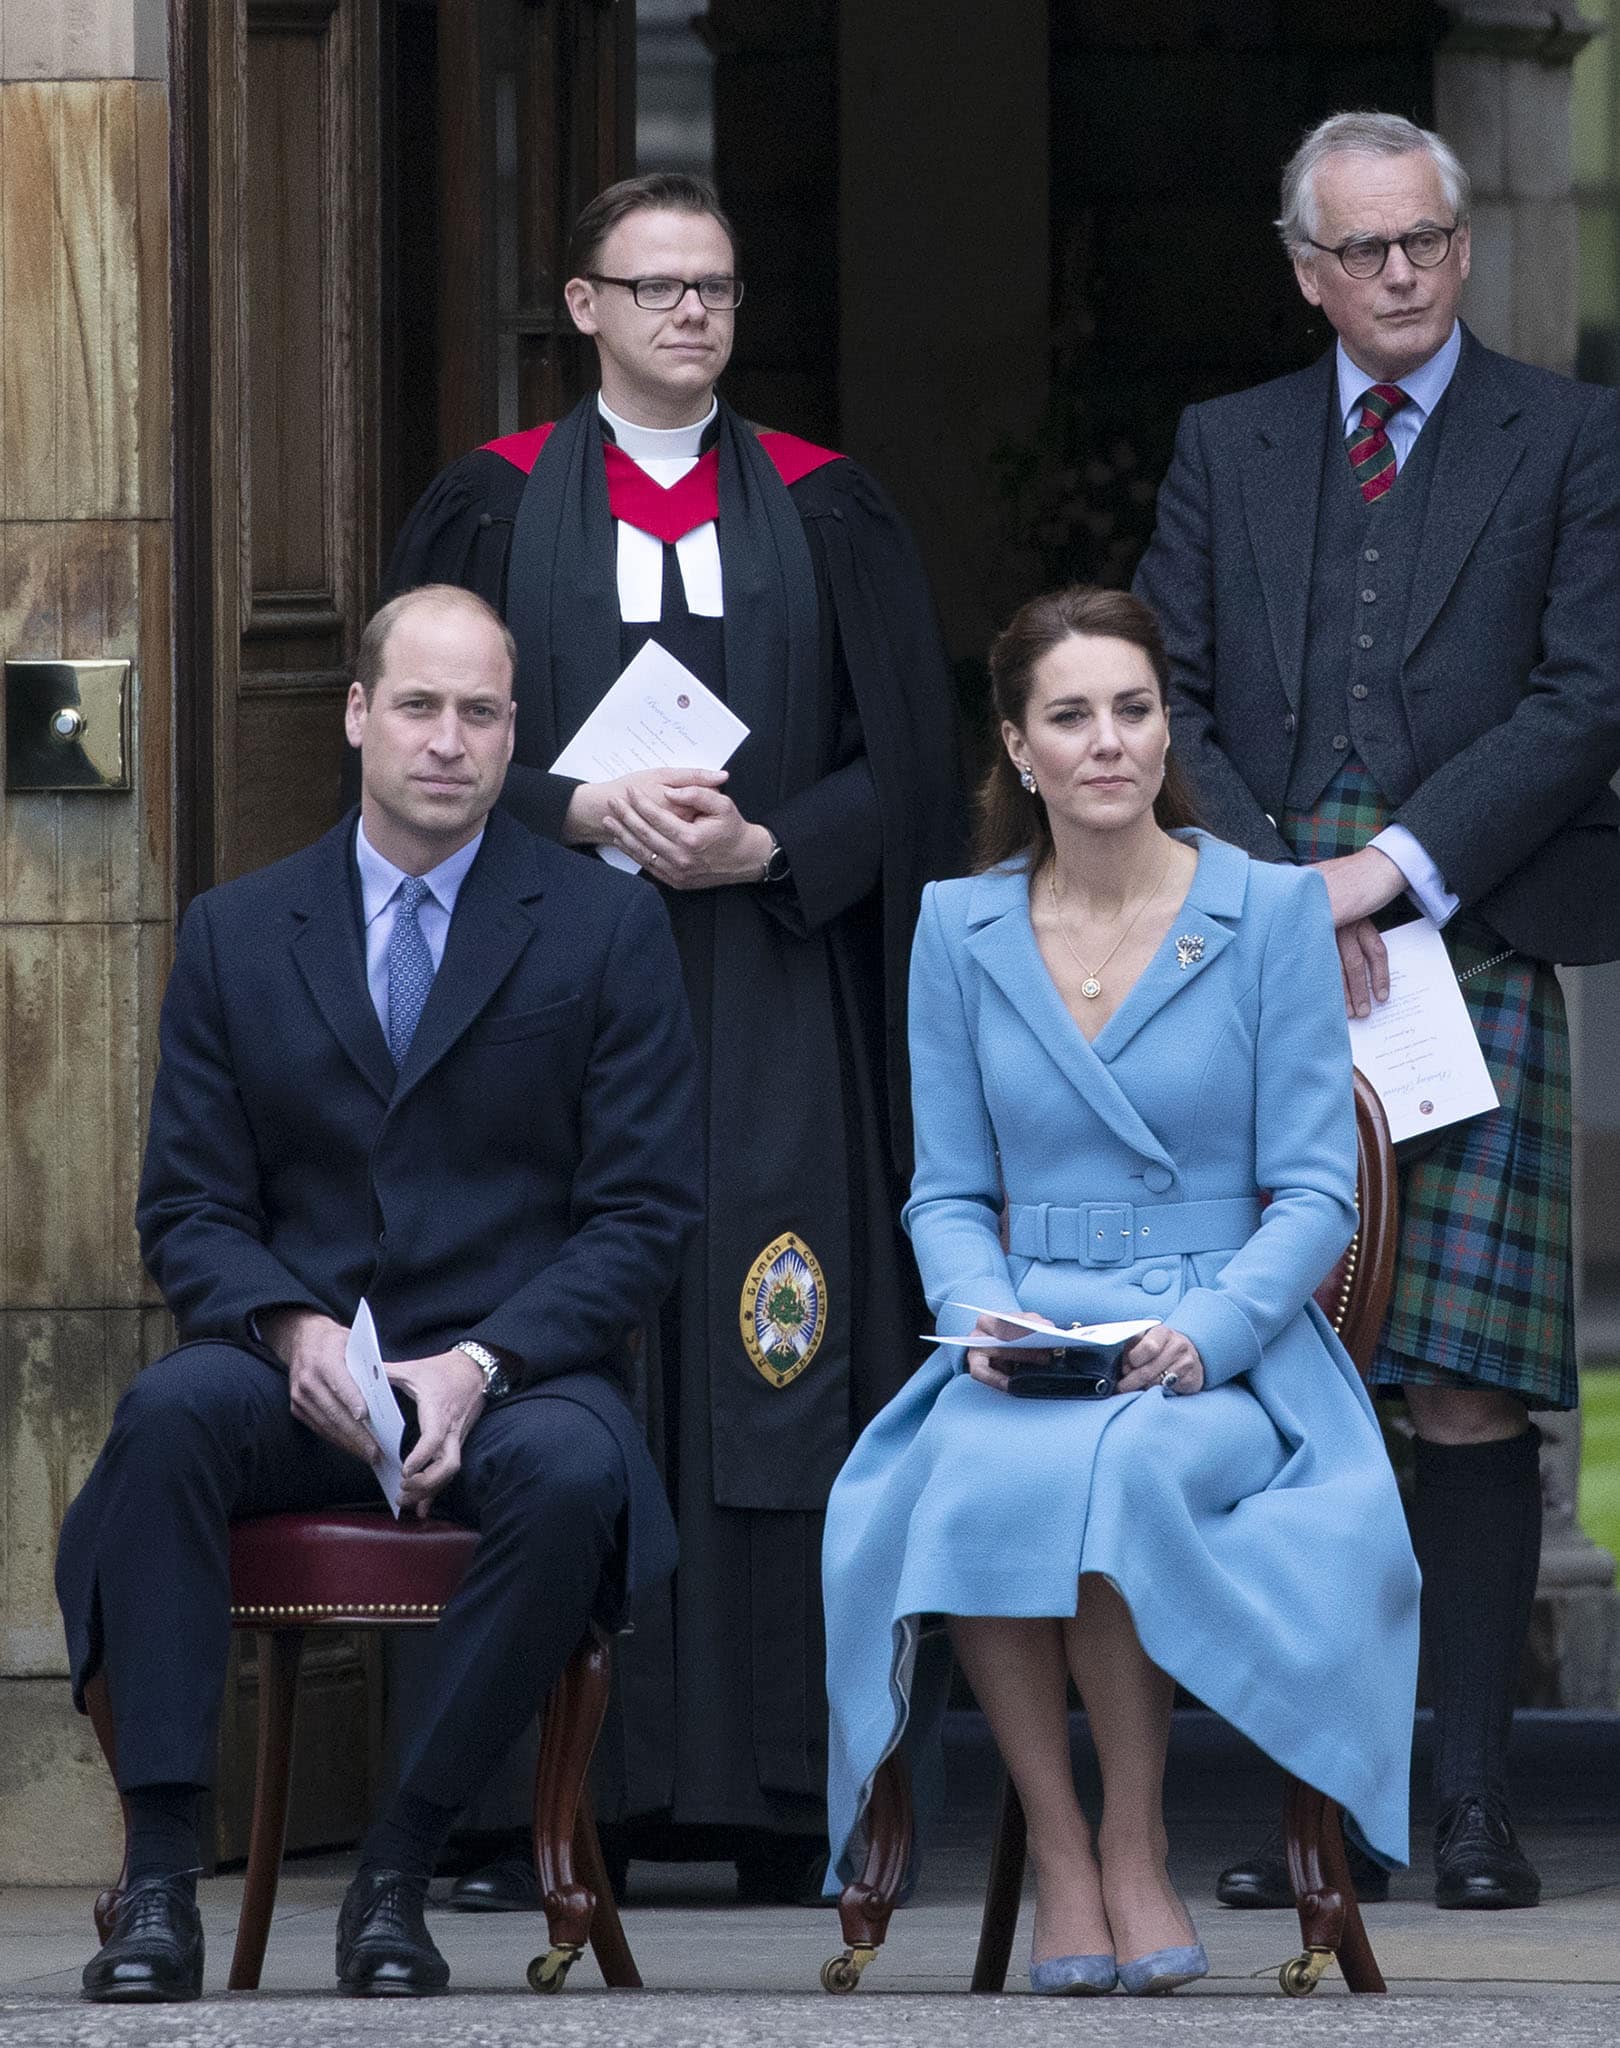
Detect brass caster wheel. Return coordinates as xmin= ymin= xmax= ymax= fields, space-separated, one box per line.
xmin=1278 ymin=1948 xmax=1333 ymax=1998
xmin=821 ymin=1944 xmax=876 ymax=1994
xmin=527 ymin=1942 xmax=583 ymax=1994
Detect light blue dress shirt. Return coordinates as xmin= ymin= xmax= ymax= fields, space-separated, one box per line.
xmin=354 ymin=820 xmax=484 ymax=1038
xmin=1333 ymin=321 xmax=1463 ymax=925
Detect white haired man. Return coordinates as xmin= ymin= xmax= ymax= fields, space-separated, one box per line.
xmin=1137 ymin=110 xmax=1620 ymax=1910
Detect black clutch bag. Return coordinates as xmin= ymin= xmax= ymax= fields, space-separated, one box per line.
xmin=1003 ymin=1347 xmax=1120 ymax=1400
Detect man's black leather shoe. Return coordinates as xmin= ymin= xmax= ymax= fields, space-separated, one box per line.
xmin=1215 ymin=1828 xmax=1391 ymax=1909
xmin=81 ymin=1875 xmax=204 ymax=2003
xmin=336 ymin=1868 xmax=450 ymax=1994
xmin=447 ymin=1850 xmax=540 ymax=1913
xmin=1433 ymin=1796 xmax=1541 ymax=1909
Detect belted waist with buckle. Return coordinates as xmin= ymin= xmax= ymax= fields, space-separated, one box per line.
xmin=1005 ymin=1196 xmax=1263 ymax=1267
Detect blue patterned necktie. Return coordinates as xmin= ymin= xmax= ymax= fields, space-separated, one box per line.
xmin=386 ymin=875 xmax=435 ymax=1067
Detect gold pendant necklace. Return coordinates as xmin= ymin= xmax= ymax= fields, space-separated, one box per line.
xmin=1047 ymin=846 xmax=1175 ymax=1001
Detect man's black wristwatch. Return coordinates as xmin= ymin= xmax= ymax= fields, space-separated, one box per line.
xmin=455 ymin=1339 xmax=512 ymax=1401
xmin=760 ymin=831 xmax=791 ymax=884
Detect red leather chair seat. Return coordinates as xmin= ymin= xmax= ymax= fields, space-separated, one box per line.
xmin=228 ymin=1509 xmax=477 ymax=1624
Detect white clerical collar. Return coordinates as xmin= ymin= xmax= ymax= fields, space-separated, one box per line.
xmin=1336 ymin=320 xmax=1461 ymax=433
xmin=597 ymin=393 xmax=717 ymax=466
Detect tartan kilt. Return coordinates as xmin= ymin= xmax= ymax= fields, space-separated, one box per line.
xmin=1279 ymin=760 xmax=1576 ymax=1410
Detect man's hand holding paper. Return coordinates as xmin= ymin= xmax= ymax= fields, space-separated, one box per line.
xmin=261 ymin=1306 xmax=379 ymax=1468
xmin=553 ymin=639 xmax=756 ymax=879
xmin=563 ymin=762 xmax=729 ymax=858
xmin=606 ymin=773 xmax=775 ymax=888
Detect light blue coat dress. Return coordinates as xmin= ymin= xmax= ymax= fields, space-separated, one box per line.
xmin=823 ymin=833 xmax=1421 ymax=1880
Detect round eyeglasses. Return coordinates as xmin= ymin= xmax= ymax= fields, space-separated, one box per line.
xmin=1304 ymin=224 xmax=1460 ymax=280
xmin=586 ymin=273 xmax=745 ymax=312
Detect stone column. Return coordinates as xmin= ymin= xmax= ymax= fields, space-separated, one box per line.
xmin=1436 ymin=0 xmax=1620 ymax=1708
xmin=837 ymin=0 xmax=1049 ymax=660
xmin=0 ymin=0 xmax=174 ymax=1880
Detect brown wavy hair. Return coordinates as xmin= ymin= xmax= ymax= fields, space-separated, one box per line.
xmin=974 ymin=585 xmax=1200 ymax=873
xmin=567 ymin=173 xmax=736 ymax=280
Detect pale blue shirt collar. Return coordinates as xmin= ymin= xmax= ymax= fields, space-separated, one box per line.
xmin=355 ymin=818 xmax=483 ymax=930
xmin=1336 ymin=320 xmax=1461 ymax=436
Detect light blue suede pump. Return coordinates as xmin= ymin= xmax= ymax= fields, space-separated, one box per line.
xmin=1116 ymin=1941 xmax=1209 ymax=1995
xmin=1028 ymin=1952 xmax=1118 ymax=1996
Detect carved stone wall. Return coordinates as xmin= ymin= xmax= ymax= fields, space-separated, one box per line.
xmin=0 ymin=7 xmax=174 ymax=1880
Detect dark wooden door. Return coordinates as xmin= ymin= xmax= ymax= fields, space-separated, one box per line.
xmin=179 ymin=0 xmax=635 ymax=894
xmin=171 ymin=0 xmax=635 ymax=1859
xmin=434 ymin=0 xmax=635 ymax=465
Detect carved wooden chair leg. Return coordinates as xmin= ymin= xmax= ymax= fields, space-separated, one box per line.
xmin=228 ymin=1627 xmax=305 ymax=1991
xmin=971 ymin=1771 xmax=1028 ymax=1993
xmin=822 ymin=1752 xmax=913 ymax=1993
xmin=83 ymin=1670 xmax=130 ymax=1945
xmin=576 ymin=1797 xmax=641 ymax=1988
xmin=1279 ymin=1774 xmax=1385 ymax=1997
xmin=1311 ymin=1793 xmax=1384 ymax=1994
xmin=526 ymin=1632 xmax=613 ymax=1994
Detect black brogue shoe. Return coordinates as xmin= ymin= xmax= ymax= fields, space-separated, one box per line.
xmin=1433 ymin=1796 xmax=1542 ymax=1910
xmin=81 ymin=1875 xmax=204 ymax=2003
xmin=336 ymin=1867 xmax=450 ymax=1995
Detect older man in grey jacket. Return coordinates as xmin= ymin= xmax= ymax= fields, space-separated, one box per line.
xmin=1137 ymin=109 xmax=1620 ymax=1910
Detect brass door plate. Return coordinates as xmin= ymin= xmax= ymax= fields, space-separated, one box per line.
xmin=5 ymin=659 xmax=132 ymax=791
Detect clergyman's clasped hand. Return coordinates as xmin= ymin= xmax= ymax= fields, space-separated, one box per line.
xmin=567 ymin=762 xmax=774 ymax=888
xmin=964 ymin=1313 xmax=1206 ymax=1397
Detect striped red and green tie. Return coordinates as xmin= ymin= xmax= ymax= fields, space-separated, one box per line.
xmin=1347 ymin=383 xmax=1410 ymax=504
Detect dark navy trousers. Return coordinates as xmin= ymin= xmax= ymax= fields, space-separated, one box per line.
xmin=57 ymin=1343 xmax=627 ymax=1805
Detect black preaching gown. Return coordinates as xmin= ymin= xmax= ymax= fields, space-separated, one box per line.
xmin=385 ymin=403 xmax=964 ymax=1847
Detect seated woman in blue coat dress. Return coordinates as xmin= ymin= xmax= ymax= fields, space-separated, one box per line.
xmin=822 ymin=586 xmax=1420 ymax=1995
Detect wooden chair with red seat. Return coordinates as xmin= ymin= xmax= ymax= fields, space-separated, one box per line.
xmin=823 ymin=1069 xmax=1399 ymax=1999
xmin=83 ymin=1507 xmax=638 ymax=1996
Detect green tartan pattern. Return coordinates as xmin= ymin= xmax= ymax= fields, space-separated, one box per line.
xmin=1279 ymin=760 xmax=1576 ymax=1410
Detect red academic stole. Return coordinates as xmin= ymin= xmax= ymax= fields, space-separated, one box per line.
xmin=600 ymin=442 xmax=719 ymax=542
xmin=483 ymin=421 xmax=841 ymax=531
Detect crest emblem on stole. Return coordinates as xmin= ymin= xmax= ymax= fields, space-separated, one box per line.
xmin=739 ymin=1233 xmax=828 ymax=1389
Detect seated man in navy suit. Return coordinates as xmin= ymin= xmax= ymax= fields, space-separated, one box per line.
xmin=56 ymin=584 xmax=701 ymax=2002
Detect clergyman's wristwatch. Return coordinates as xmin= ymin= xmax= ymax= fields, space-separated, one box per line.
xmin=455 ymin=1339 xmax=512 ymax=1401
xmin=760 ymin=831 xmax=791 ymax=884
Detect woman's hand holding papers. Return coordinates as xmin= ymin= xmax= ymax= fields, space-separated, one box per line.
xmin=965 ymin=1311 xmax=1059 ymax=1393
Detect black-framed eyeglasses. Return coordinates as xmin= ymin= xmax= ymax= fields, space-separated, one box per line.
xmin=586 ymin=273 xmax=745 ymax=311
xmin=1304 ymin=224 xmax=1460 ymax=280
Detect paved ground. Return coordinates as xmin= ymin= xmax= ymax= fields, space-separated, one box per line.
xmin=2 ymin=1713 xmax=1615 ymax=2046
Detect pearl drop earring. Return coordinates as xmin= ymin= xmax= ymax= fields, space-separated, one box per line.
xmin=1019 ymin=768 xmax=1037 ymax=795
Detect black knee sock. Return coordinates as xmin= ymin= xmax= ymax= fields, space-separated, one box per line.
xmin=1409 ymin=1427 xmax=1541 ymax=1814
xmin=124 ymin=1783 xmax=202 ymax=1890
xmin=358 ymin=1789 xmax=459 ymax=1889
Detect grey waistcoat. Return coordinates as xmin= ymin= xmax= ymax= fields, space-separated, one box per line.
xmin=1285 ymin=382 xmax=1452 ymax=813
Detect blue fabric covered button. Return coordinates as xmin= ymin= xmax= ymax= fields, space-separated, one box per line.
xmin=1141 ymin=1165 xmax=1174 ymax=1194
xmin=1140 ymin=1268 xmax=1174 ymax=1296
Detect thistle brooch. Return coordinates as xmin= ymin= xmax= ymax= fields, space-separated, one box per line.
xmin=1175 ymin=933 xmax=1205 ymax=969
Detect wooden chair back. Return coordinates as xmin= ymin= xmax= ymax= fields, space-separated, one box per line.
xmin=1311 ymin=1070 xmax=1398 ymax=1381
